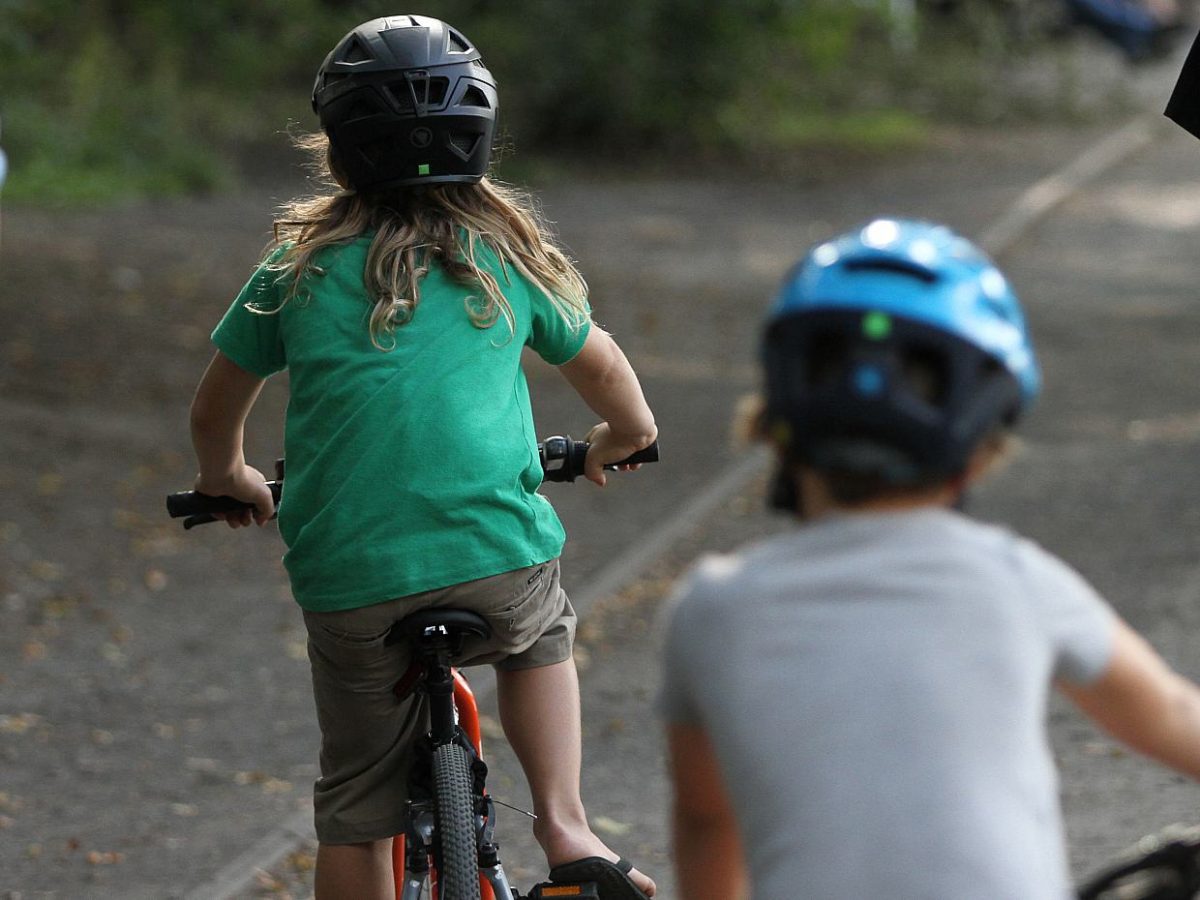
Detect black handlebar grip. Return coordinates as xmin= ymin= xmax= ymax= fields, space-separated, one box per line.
xmin=539 ymin=436 xmax=660 ymax=482
xmin=165 ymin=481 xmax=283 ymax=519
xmin=608 ymin=440 xmax=659 ymax=468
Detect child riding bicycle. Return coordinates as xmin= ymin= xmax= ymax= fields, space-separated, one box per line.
xmin=186 ymin=16 xmax=656 ymax=900
xmin=660 ymin=219 xmax=1200 ymax=899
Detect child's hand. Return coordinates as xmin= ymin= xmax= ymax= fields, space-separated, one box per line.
xmin=583 ymin=422 xmax=658 ymax=487
xmin=193 ymin=465 xmax=275 ymax=528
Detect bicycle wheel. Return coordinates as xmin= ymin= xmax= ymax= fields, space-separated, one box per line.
xmin=432 ymin=742 xmax=481 ymax=900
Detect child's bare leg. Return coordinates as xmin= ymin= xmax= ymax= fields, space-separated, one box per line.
xmin=315 ymin=839 xmax=392 ymax=900
xmin=496 ymin=658 xmax=656 ymax=896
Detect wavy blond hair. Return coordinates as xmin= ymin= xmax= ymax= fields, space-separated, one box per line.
xmin=260 ymin=133 xmax=589 ymax=349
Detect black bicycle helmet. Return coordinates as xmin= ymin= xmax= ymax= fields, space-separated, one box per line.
xmin=762 ymin=218 xmax=1040 ymax=485
xmin=312 ymin=15 xmax=498 ymax=191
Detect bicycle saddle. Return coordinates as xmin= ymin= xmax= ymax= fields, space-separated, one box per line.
xmin=387 ymin=608 xmax=493 ymax=644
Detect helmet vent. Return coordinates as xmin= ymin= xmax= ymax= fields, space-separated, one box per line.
xmin=421 ymin=77 xmax=449 ymax=106
xmin=459 ymin=85 xmax=491 ymax=109
xmin=448 ymin=30 xmax=471 ymax=53
xmin=447 ymin=131 xmax=481 ymax=160
xmin=844 ymin=259 xmax=937 ymax=284
xmin=387 ymin=76 xmax=449 ymax=112
xmin=340 ymin=36 xmax=374 ymax=64
xmin=900 ymin=347 xmax=950 ymax=407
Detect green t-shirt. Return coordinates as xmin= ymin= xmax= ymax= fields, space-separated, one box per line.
xmin=211 ymin=237 xmax=590 ymax=611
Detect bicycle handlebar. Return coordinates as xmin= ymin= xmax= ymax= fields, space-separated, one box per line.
xmin=1076 ymin=824 xmax=1200 ymax=900
xmin=166 ymin=480 xmax=285 ymax=523
xmin=166 ymin=435 xmax=659 ymax=529
xmin=538 ymin=434 xmax=659 ymax=483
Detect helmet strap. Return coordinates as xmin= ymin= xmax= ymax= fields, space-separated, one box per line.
xmin=947 ymin=471 xmax=970 ymax=512
xmin=768 ymin=463 xmax=805 ymax=518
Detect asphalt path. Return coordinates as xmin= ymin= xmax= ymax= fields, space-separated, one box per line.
xmin=2 ymin=42 xmax=1199 ymax=900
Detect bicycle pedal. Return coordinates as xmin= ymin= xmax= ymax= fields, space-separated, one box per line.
xmin=525 ymin=883 xmax=600 ymax=899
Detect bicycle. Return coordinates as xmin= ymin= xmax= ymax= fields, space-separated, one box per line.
xmin=1077 ymin=824 xmax=1200 ymax=900
xmin=166 ymin=435 xmax=659 ymax=900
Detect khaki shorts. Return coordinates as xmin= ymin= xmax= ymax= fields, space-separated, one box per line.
xmin=302 ymin=559 xmax=574 ymax=844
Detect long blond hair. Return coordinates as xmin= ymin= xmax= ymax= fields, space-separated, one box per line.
xmin=262 ymin=133 xmax=589 ymax=349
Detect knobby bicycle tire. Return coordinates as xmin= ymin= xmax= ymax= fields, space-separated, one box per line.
xmin=433 ymin=742 xmax=481 ymax=900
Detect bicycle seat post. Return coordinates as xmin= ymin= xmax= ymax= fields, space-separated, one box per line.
xmin=391 ymin=609 xmax=491 ymax=747
xmin=416 ymin=626 xmax=460 ymax=746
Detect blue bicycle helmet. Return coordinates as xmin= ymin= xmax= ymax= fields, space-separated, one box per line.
xmin=312 ymin=16 xmax=498 ymax=191
xmin=762 ymin=218 xmax=1039 ymax=483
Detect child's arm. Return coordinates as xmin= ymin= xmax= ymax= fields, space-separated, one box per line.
xmin=1058 ymin=618 xmax=1200 ymax=780
xmin=667 ymin=722 xmax=749 ymax=900
xmin=557 ymin=327 xmax=657 ymax=487
xmin=189 ymin=350 xmax=275 ymax=528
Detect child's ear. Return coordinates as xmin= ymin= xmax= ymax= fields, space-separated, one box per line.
xmin=732 ymin=393 xmax=769 ymax=446
xmin=962 ymin=433 xmax=1015 ymax=485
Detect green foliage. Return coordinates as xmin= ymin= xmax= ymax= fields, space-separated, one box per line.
xmin=0 ymin=0 xmax=1063 ymax=205
xmin=0 ymin=0 xmax=361 ymax=204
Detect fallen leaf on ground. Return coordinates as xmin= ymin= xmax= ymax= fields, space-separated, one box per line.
xmin=85 ymin=850 xmax=126 ymax=865
xmin=593 ymin=815 xmax=632 ymax=836
xmin=0 ymin=714 xmax=41 ymax=734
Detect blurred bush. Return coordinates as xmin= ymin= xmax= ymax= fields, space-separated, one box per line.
xmin=0 ymin=0 xmax=350 ymax=203
xmin=0 ymin=0 xmax=1077 ymax=204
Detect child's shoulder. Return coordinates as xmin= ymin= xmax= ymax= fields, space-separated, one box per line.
xmin=307 ymin=234 xmax=372 ymax=266
xmin=663 ymin=551 xmax=747 ymax=623
xmin=466 ymin=235 xmax=533 ymax=292
xmin=715 ymin=508 xmax=1070 ymax=584
xmin=923 ymin=510 xmax=1103 ymax=604
xmin=902 ymin=509 xmax=1079 ymax=576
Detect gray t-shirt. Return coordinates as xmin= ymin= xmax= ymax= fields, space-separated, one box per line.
xmin=660 ymin=507 xmax=1115 ymax=900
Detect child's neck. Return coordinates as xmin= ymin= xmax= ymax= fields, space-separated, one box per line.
xmin=797 ymin=469 xmax=962 ymax=522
